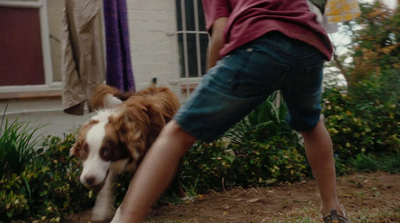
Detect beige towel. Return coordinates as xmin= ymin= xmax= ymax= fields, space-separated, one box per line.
xmin=61 ymin=0 xmax=105 ymax=115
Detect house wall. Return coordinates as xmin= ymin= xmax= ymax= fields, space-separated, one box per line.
xmin=126 ymin=0 xmax=182 ymax=99
xmin=0 ymin=0 xmax=185 ymax=100
xmin=47 ymin=0 xmax=65 ymax=83
xmin=1 ymin=0 xmax=184 ymax=135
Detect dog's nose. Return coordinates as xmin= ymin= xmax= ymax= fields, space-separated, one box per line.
xmin=84 ymin=176 xmax=96 ymax=186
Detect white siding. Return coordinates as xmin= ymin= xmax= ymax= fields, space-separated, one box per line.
xmin=126 ymin=0 xmax=183 ymax=99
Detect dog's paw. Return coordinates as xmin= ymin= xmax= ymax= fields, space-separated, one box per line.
xmin=109 ymin=207 xmax=121 ymax=223
xmin=91 ymin=205 xmax=113 ymax=222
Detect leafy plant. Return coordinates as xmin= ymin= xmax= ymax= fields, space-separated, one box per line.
xmin=323 ymin=70 xmax=400 ymax=160
xmin=182 ymin=91 xmax=311 ymax=191
xmin=225 ymin=91 xmax=290 ymax=144
xmin=0 ymin=105 xmax=44 ymax=176
xmin=0 ymin=133 xmax=95 ymax=221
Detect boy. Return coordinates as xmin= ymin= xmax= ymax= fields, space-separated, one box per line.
xmin=112 ymin=1 xmax=349 ymax=222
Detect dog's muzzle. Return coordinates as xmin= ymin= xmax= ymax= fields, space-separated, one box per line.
xmin=82 ymin=169 xmax=110 ymax=193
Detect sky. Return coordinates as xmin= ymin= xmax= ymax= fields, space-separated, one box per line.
xmin=330 ymin=0 xmax=398 ymax=53
xmin=324 ymin=0 xmax=398 ymax=86
xmin=380 ymin=0 xmax=398 ymax=9
xmin=330 ymin=0 xmax=398 ymax=56
xmin=359 ymin=0 xmax=398 ymax=8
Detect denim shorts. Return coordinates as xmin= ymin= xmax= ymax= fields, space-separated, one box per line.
xmin=174 ymin=32 xmax=325 ymax=142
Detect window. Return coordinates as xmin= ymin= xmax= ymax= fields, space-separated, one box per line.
xmin=176 ymin=0 xmax=209 ymax=95
xmin=0 ymin=0 xmax=61 ymax=94
xmin=0 ymin=6 xmax=45 ymax=86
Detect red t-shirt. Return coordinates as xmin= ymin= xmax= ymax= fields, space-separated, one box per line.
xmin=202 ymin=0 xmax=333 ymax=60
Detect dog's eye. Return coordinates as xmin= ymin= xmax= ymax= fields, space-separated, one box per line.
xmin=100 ymin=147 xmax=113 ymax=161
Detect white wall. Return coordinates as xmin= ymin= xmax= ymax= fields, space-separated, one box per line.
xmin=126 ymin=0 xmax=182 ymax=99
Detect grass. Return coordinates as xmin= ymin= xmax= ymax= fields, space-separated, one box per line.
xmin=144 ymin=170 xmax=400 ymax=223
xmin=146 ymin=153 xmax=400 ymax=223
xmin=144 ymin=203 xmax=400 ymax=223
xmin=276 ymin=204 xmax=400 ymax=222
xmin=351 ymin=207 xmax=400 ymax=223
xmin=272 ymin=209 xmax=400 ymax=222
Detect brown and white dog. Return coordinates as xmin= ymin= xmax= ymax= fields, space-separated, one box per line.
xmin=70 ymin=84 xmax=180 ymax=221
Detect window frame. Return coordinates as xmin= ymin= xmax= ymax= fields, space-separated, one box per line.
xmin=176 ymin=0 xmax=209 ymax=97
xmin=0 ymin=0 xmax=58 ymax=93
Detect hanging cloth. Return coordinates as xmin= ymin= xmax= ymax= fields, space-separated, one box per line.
xmin=61 ymin=0 xmax=105 ymax=115
xmin=325 ymin=0 xmax=361 ymax=23
xmin=103 ymin=0 xmax=135 ymax=92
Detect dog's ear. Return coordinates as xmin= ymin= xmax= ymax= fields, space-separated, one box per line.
xmin=70 ymin=140 xmax=89 ymax=160
xmin=144 ymin=87 xmax=180 ymax=124
xmin=70 ymin=121 xmax=94 ymax=159
xmin=70 ymin=142 xmax=80 ymax=157
xmin=70 ymin=128 xmax=83 ymax=158
xmin=145 ymin=101 xmax=166 ymax=131
xmin=110 ymin=105 xmax=149 ymax=161
xmin=130 ymin=96 xmax=177 ymax=148
xmin=140 ymin=100 xmax=169 ymax=149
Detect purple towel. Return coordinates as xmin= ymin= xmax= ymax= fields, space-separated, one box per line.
xmin=103 ymin=0 xmax=135 ymax=92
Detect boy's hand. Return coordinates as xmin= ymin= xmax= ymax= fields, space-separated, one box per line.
xmin=207 ymin=17 xmax=228 ymax=70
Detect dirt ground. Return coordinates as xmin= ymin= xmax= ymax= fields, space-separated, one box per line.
xmin=64 ymin=171 xmax=400 ymax=222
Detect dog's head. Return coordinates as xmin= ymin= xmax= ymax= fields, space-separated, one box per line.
xmin=71 ymin=85 xmax=180 ymax=191
xmin=70 ymin=100 xmax=168 ymax=191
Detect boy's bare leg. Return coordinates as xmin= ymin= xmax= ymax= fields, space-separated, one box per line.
xmin=301 ymin=119 xmax=343 ymax=215
xmin=112 ymin=121 xmax=196 ymax=223
xmin=112 ymin=118 xmax=343 ymax=221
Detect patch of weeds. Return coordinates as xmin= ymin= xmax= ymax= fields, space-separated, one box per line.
xmin=274 ymin=204 xmax=319 ymax=223
xmin=158 ymin=194 xmax=184 ymax=206
xmin=370 ymin=187 xmax=381 ymax=197
xmin=145 ymin=219 xmax=180 ymax=223
xmin=351 ymin=153 xmax=400 ymax=173
xmin=348 ymin=174 xmax=368 ymax=188
xmin=158 ymin=178 xmax=201 ymax=206
xmin=181 ymin=176 xmax=200 ymax=198
xmin=352 ymin=207 xmax=400 ymax=222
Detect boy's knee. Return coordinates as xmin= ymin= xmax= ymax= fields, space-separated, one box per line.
xmin=162 ymin=121 xmax=196 ymax=145
xmin=163 ymin=120 xmax=186 ymax=135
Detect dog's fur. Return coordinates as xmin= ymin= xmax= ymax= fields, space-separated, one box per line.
xmin=70 ymin=84 xmax=180 ymax=221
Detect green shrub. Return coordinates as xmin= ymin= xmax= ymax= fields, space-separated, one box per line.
xmin=182 ymin=140 xmax=235 ymax=192
xmin=227 ymin=134 xmax=308 ymax=186
xmin=227 ymin=92 xmax=309 ymax=184
xmin=0 ymin=109 xmax=46 ymax=220
xmin=184 ymin=69 xmax=400 ymax=191
xmin=323 ymin=70 xmax=400 ymax=160
xmin=0 ymin=128 xmax=136 ymax=222
xmin=28 ymin=134 xmax=95 ymax=219
xmin=0 ymin=133 xmax=96 ymax=222
xmin=182 ymin=92 xmax=311 ymax=191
